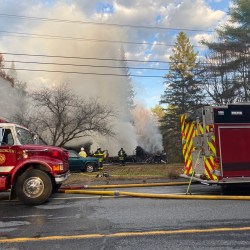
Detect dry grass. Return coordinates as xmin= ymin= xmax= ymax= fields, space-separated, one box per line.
xmin=64 ymin=163 xmax=183 ymax=185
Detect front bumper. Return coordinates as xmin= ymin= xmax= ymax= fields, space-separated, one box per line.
xmin=180 ymin=174 xmax=250 ymax=185
xmin=55 ymin=171 xmax=70 ymax=184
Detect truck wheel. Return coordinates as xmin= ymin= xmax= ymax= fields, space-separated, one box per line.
xmin=53 ymin=183 xmax=62 ymax=193
xmin=85 ymin=163 xmax=95 ymax=173
xmin=16 ymin=169 xmax=53 ymax=205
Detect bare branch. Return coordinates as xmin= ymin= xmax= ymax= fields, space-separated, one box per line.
xmin=13 ymin=83 xmax=115 ymax=147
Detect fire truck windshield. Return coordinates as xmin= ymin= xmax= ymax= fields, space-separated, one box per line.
xmin=16 ymin=127 xmax=35 ymax=145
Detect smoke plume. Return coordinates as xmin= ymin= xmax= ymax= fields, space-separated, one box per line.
xmin=0 ymin=3 xmax=163 ymax=156
xmin=131 ymin=105 xmax=163 ymax=154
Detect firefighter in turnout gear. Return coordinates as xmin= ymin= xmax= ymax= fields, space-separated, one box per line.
xmin=94 ymin=147 xmax=105 ymax=169
xmin=79 ymin=147 xmax=87 ymax=158
xmin=118 ymin=148 xmax=127 ymax=166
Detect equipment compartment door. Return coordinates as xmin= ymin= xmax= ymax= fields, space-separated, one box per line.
xmin=219 ymin=127 xmax=250 ymax=178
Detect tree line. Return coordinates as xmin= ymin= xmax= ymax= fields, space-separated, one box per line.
xmin=159 ymin=0 xmax=249 ymax=162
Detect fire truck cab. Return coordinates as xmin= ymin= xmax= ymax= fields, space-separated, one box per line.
xmin=0 ymin=122 xmax=69 ymax=204
xmin=181 ymin=104 xmax=250 ymax=185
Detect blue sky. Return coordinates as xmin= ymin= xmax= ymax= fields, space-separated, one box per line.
xmin=129 ymin=0 xmax=231 ymax=108
xmin=208 ymin=0 xmax=230 ymax=11
xmin=87 ymin=0 xmax=231 ymax=108
xmin=0 ymin=0 xmax=232 ymax=109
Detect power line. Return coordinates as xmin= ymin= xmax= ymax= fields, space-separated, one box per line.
xmin=1 ymin=52 xmax=213 ymax=65
xmin=4 ymin=60 xmax=169 ymax=71
xmin=2 ymin=66 xmax=240 ymax=78
xmin=3 ymin=59 xmax=222 ymax=72
xmin=0 ymin=13 xmax=215 ymax=33
xmin=1 ymin=52 xmax=172 ymax=64
xmin=0 ymin=30 xmax=206 ymax=48
xmin=2 ymin=67 xmax=165 ymax=78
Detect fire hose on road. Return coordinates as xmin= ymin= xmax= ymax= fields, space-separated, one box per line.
xmin=58 ymin=182 xmax=250 ymax=200
xmin=59 ymin=189 xmax=250 ymax=200
xmin=60 ymin=182 xmax=189 ymax=190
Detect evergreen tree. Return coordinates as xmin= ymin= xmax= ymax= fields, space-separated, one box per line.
xmin=119 ymin=46 xmax=136 ymax=110
xmin=151 ymin=104 xmax=165 ymax=121
xmin=160 ymin=32 xmax=203 ymax=162
xmin=161 ymin=32 xmax=203 ymax=114
xmin=0 ymin=53 xmax=4 ymax=68
xmin=8 ymin=61 xmax=18 ymax=83
xmin=202 ymin=0 xmax=250 ymax=102
xmin=0 ymin=52 xmax=14 ymax=86
xmin=161 ymin=105 xmax=182 ymax=162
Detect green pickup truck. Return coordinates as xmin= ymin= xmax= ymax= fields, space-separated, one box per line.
xmin=68 ymin=150 xmax=101 ymax=172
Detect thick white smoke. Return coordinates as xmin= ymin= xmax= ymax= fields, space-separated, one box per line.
xmin=131 ymin=105 xmax=163 ymax=154
xmin=0 ymin=78 xmax=24 ymax=120
xmin=0 ymin=3 xmax=163 ymax=156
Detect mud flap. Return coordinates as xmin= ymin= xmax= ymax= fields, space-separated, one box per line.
xmin=9 ymin=185 xmax=16 ymax=201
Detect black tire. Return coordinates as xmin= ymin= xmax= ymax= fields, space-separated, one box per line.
xmin=85 ymin=163 xmax=95 ymax=173
xmin=16 ymin=169 xmax=53 ymax=205
xmin=53 ymin=183 xmax=62 ymax=193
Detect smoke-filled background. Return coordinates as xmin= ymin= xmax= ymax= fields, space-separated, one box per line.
xmin=0 ymin=1 xmax=226 ymax=155
xmin=0 ymin=77 xmax=20 ymax=119
xmin=0 ymin=2 xmax=165 ymax=155
xmin=131 ymin=105 xmax=163 ymax=154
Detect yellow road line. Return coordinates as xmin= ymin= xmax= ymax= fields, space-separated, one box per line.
xmin=1 ymin=227 xmax=250 ymax=243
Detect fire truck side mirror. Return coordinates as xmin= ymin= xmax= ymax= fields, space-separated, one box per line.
xmin=0 ymin=128 xmax=5 ymax=146
xmin=33 ymin=134 xmax=38 ymax=144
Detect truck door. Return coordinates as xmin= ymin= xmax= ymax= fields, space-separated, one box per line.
xmin=0 ymin=127 xmax=16 ymax=174
xmin=219 ymin=127 xmax=250 ymax=178
xmin=68 ymin=150 xmax=82 ymax=171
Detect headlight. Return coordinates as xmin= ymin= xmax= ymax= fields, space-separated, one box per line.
xmin=52 ymin=163 xmax=64 ymax=171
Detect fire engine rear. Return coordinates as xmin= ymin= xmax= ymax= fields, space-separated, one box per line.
xmin=0 ymin=121 xmax=69 ymax=204
xmin=181 ymin=104 xmax=250 ymax=185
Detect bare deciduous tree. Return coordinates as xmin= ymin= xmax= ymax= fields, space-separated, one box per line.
xmin=199 ymin=48 xmax=241 ymax=104
xmin=13 ymin=83 xmax=115 ymax=147
xmin=201 ymin=0 xmax=250 ymax=103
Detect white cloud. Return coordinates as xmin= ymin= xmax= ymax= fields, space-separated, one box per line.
xmin=210 ymin=0 xmax=222 ymax=3
xmin=161 ymin=0 xmax=226 ymax=29
xmin=0 ymin=0 xmax=230 ymax=109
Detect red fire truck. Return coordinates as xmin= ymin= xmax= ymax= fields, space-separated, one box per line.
xmin=181 ymin=104 xmax=250 ymax=185
xmin=0 ymin=121 xmax=69 ymax=204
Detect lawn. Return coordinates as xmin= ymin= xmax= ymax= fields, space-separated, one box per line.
xmin=64 ymin=163 xmax=184 ymax=185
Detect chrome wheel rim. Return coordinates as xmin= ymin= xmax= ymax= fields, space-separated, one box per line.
xmin=23 ymin=177 xmax=44 ymax=198
xmin=86 ymin=165 xmax=94 ymax=172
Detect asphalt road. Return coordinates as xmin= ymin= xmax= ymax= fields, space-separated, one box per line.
xmin=1 ymin=184 xmax=250 ymax=249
